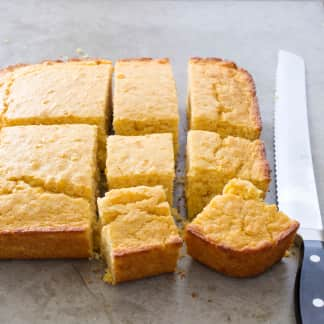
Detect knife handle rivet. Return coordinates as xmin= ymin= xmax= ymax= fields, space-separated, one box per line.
xmin=312 ymin=298 xmax=324 ymax=308
xmin=310 ymin=255 xmax=321 ymax=263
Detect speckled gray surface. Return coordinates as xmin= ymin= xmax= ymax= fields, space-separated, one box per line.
xmin=0 ymin=1 xmax=323 ymax=323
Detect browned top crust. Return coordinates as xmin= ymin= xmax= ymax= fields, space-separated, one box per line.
xmin=117 ymin=57 xmax=170 ymax=64
xmin=190 ymin=57 xmax=237 ymax=69
xmin=189 ymin=57 xmax=262 ymax=135
xmin=114 ymin=237 xmax=183 ymax=258
xmin=0 ymin=58 xmax=112 ymax=77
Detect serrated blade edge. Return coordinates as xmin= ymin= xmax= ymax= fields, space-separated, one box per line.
xmin=274 ymin=50 xmax=322 ymax=231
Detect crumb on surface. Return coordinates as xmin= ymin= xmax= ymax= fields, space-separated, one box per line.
xmin=191 ymin=292 xmax=198 ymax=298
xmin=89 ymin=252 xmax=101 ymax=261
xmin=176 ymin=268 xmax=186 ymax=279
xmin=103 ymin=269 xmax=113 ymax=285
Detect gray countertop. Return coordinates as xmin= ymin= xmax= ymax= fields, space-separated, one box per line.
xmin=0 ymin=1 xmax=324 ymax=323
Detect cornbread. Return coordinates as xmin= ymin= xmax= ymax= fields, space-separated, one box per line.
xmin=0 ymin=124 xmax=98 ymax=203
xmin=186 ymin=130 xmax=270 ymax=219
xmin=106 ymin=133 xmax=175 ymax=204
xmin=188 ymin=57 xmax=261 ymax=140
xmin=98 ymin=186 xmax=182 ymax=284
xmin=0 ymin=59 xmax=112 ymax=167
xmin=185 ymin=179 xmax=299 ymax=277
xmin=0 ymin=180 xmax=94 ymax=259
xmin=113 ymin=58 xmax=179 ymax=153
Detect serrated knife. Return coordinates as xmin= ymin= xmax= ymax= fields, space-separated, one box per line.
xmin=274 ymin=50 xmax=324 ymax=324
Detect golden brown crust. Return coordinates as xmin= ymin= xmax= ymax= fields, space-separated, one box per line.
xmin=113 ymin=237 xmax=183 ymax=257
xmin=258 ymin=141 xmax=271 ymax=183
xmin=112 ymin=240 xmax=182 ymax=283
xmin=0 ymin=63 xmax=29 ymax=78
xmin=190 ymin=57 xmax=237 ymax=69
xmin=0 ymin=58 xmax=112 ymax=78
xmin=185 ymin=221 xmax=299 ymax=277
xmin=0 ymin=227 xmax=92 ymax=259
xmin=117 ymin=57 xmax=169 ymax=64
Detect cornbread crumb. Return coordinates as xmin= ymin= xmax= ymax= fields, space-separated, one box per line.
xmin=176 ymin=268 xmax=186 ymax=279
xmin=103 ymin=269 xmax=114 ymax=284
xmin=98 ymin=186 xmax=182 ymax=284
xmin=113 ymin=58 xmax=179 ymax=153
xmin=223 ymin=178 xmax=263 ymax=201
xmin=185 ymin=179 xmax=299 ymax=277
xmin=106 ymin=134 xmax=175 ymax=204
xmin=188 ymin=57 xmax=261 ymax=140
xmin=191 ymin=292 xmax=198 ymax=298
xmin=186 ymin=130 xmax=270 ymax=219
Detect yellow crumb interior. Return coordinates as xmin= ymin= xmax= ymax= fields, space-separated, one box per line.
xmin=0 ymin=180 xmax=94 ymax=231
xmin=223 ymin=178 xmax=263 ymax=200
xmin=190 ymin=179 xmax=297 ymax=250
xmin=186 ymin=130 xmax=269 ymax=219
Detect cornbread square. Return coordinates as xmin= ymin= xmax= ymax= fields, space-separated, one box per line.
xmin=98 ymin=186 xmax=182 ymax=284
xmin=0 ymin=59 xmax=112 ymax=167
xmin=188 ymin=57 xmax=261 ymax=140
xmin=113 ymin=58 xmax=179 ymax=153
xmin=186 ymin=130 xmax=270 ymax=219
xmin=185 ymin=179 xmax=299 ymax=277
xmin=0 ymin=124 xmax=98 ymax=202
xmin=106 ymin=133 xmax=175 ymax=204
xmin=0 ymin=180 xmax=94 ymax=259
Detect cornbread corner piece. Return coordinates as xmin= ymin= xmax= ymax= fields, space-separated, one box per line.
xmin=0 ymin=180 xmax=94 ymax=259
xmin=98 ymin=186 xmax=182 ymax=284
xmin=186 ymin=130 xmax=270 ymax=219
xmin=188 ymin=57 xmax=261 ymax=140
xmin=185 ymin=179 xmax=299 ymax=277
xmin=0 ymin=124 xmax=98 ymax=202
xmin=113 ymin=58 xmax=179 ymax=153
xmin=0 ymin=59 xmax=113 ymax=167
xmin=106 ymin=133 xmax=175 ymax=204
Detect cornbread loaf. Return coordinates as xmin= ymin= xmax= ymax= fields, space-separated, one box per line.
xmin=0 ymin=59 xmax=112 ymax=168
xmin=185 ymin=179 xmax=299 ymax=277
xmin=0 ymin=124 xmax=98 ymax=203
xmin=98 ymin=186 xmax=182 ymax=284
xmin=106 ymin=133 xmax=175 ymax=204
xmin=0 ymin=180 xmax=94 ymax=259
xmin=188 ymin=57 xmax=261 ymax=140
xmin=113 ymin=58 xmax=179 ymax=153
xmin=186 ymin=130 xmax=270 ymax=219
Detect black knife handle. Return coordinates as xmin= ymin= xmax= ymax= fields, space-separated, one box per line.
xmin=295 ymin=240 xmax=324 ymax=324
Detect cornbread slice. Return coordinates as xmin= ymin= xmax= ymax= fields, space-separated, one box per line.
xmin=0 ymin=180 xmax=94 ymax=259
xmin=188 ymin=57 xmax=261 ymax=140
xmin=185 ymin=179 xmax=299 ymax=277
xmin=186 ymin=130 xmax=270 ymax=219
xmin=98 ymin=186 xmax=182 ymax=284
xmin=106 ymin=133 xmax=175 ymax=204
xmin=0 ymin=124 xmax=98 ymax=203
xmin=113 ymin=58 xmax=179 ymax=153
xmin=0 ymin=59 xmax=112 ymax=168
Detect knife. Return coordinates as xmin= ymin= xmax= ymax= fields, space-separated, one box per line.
xmin=274 ymin=50 xmax=324 ymax=324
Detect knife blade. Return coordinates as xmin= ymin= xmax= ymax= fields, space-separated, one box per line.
xmin=274 ymin=50 xmax=324 ymax=324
